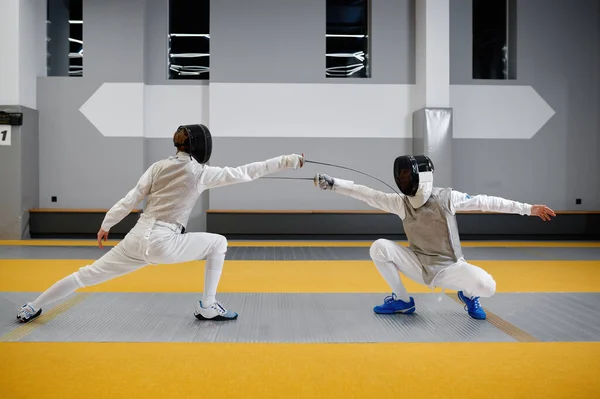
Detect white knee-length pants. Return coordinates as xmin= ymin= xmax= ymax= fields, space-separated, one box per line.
xmin=73 ymin=216 xmax=227 ymax=288
xmin=369 ymin=239 xmax=496 ymax=298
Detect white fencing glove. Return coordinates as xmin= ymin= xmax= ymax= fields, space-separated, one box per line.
xmin=284 ymin=153 xmax=305 ymax=169
xmin=315 ymin=173 xmax=335 ymax=190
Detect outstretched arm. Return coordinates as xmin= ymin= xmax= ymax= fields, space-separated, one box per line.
xmin=198 ymin=154 xmax=304 ymax=189
xmin=316 ymin=174 xmax=406 ymax=218
xmin=451 ymin=190 xmax=556 ymax=221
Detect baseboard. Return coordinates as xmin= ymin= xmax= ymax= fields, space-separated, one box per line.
xmin=29 ymin=210 xmax=139 ymax=239
xmin=28 ymin=209 xmax=600 ymax=240
xmin=206 ymin=211 xmax=600 ymax=240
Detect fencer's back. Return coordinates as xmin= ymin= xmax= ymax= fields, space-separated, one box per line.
xmin=143 ymin=154 xmax=202 ymax=228
xmin=401 ymin=187 xmax=463 ymax=284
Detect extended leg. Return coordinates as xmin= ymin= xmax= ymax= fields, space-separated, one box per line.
xmin=369 ymin=239 xmax=426 ymax=314
xmin=17 ymin=239 xmax=148 ymax=323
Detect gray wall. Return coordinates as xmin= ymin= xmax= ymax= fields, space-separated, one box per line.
xmin=35 ymin=0 xmax=600 ymax=234
xmin=86 ymin=0 xmax=145 ymax=82
xmin=208 ymin=138 xmax=412 ymax=211
xmin=208 ymin=0 xmax=415 ymax=210
xmin=450 ymin=0 xmax=600 ymax=210
xmin=37 ymin=0 xmax=209 ymax=231
xmin=210 ymin=0 xmax=414 ymax=84
xmin=20 ymin=107 xmax=40 ymax=237
xmin=209 ymin=0 xmax=600 ymax=211
xmin=38 ymin=0 xmax=146 ymax=211
xmin=37 ymin=78 xmax=145 ymax=210
xmin=36 ymin=0 xmax=415 ymax=224
xmin=598 ymin=1 xmax=600 ymax=208
xmin=0 ymin=107 xmax=22 ymax=239
xmin=0 ymin=106 xmax=39 ymax=239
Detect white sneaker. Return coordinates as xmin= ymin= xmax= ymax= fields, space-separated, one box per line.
xmin=17 ymin=304 xmax=42 ymax=323
xmin=194 ymin=300 xmax=238 ymax=321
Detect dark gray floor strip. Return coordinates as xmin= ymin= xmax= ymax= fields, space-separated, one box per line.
xmin=1 ymin=246 xmax=599 ymax=260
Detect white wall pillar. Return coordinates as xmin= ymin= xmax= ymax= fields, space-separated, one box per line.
xmin=0 ymin=0 xmax=21 ymax=106
xmin=0 ymin=0 xmax=47 ymax=109
xmin=415 ymin=0 xmax=450 ymax=108
xmin=413 ymin=0 xmax=452 ymax=188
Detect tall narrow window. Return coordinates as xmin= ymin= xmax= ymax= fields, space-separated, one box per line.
xmin=68 ymin=1 xmax=83 ymax=77
xmin=47 ymin=0 xmax=83 ymax=77
xmin=326 ymin=0 xmax=370 ymax=78
xmin=168 ymin=0 xmax=210 ymax=80
xmin=472 ymin=0 xmax=516 ymax=79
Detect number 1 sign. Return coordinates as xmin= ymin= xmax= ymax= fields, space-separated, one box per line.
xmin=0 ymin=125 xmax=11 ymax=146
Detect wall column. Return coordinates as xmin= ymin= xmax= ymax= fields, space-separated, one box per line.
xmin=413 ymin=0 xmax=452 ymax=188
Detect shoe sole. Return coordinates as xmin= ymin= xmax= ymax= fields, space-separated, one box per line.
xmin=374 ymin=306 xmax=416 ymax=315
xmin=17 ymin=309 xmax=42 ymax=323
xmin=194 ymin=312 xmax=238 ymax=321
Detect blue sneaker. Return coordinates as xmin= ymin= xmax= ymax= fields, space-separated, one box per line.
xmin=194 ymin=300 xmax=238 ymax=321
xmin=373 ymin=294 xmax=416 ymax=315
xmin=457 ymin=291 xmax=486 ymax=320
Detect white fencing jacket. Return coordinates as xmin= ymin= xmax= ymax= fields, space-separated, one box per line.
xmin=332 ymin=179 xmax=533 ymax=219
xmin=101 ymin=152 xmax=300 ymax=231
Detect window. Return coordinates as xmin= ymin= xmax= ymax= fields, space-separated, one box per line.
xmin=326 ymin=0 xmax=370 ymax=78
xmin=47 ymin=0 xmax=83 ymax=77
xmin=168 ymin=0 xmax=210 ymax=80
xmin=68 ymin=1 xmax=83 ymax=77
xmin=472 ymin=0 xmax=517 ymax=80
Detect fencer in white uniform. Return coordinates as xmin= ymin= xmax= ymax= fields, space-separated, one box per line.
xmin=316 ymin=155 xmax=555 ymax=320
xmin=17 ymin=124 xmax=305 ymax=323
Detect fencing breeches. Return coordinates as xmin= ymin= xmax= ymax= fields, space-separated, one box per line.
xmin=31 ymin=219 xmax=228 ymax=310
xmin=369 ymin=239 xmax=496 ymax=299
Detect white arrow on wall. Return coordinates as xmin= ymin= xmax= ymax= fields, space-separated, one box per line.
xmin=79 ymin=82 xmax=555 ymax=140
xmin=79 ymin=83 xmax=145 ymax=137
xmin=79 ymin=83 xmax=208 ymax=139
xmin=451 ymin=85 xmax=555 ymax=139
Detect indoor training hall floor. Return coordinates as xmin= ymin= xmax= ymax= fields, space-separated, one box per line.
xmin=1 ymin=240 xmax=599 ymax=398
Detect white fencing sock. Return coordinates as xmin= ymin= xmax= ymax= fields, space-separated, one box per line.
xmin=373 ymin=260 xmax=411 ymax=302
xmin=31 ymin=273 xmax=82 ymax=309
xmin=201 ymin=252 xmax=225 ymax=306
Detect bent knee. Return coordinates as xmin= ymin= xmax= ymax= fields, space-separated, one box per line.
xmin=477 ymin=275 xmax=496 ymax=297
xmin=214 ymin=234 xmax=228 ymax=254
xmin=73 ymin=268 xmax=95 ymax=288
xmin=369 ymin=239 xmax=394 ymax=260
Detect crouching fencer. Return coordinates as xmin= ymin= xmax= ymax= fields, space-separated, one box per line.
xmin=17 ymin=124 xmax=305 ymax=323
xmin=316 ymin=155 xmax=555 ymax=320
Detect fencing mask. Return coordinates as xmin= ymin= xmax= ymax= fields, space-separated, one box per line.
xmin=174 ymin=124 xmax=212 ymax=164
xmin=393 ymin=155 xmax=434 ymax=208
